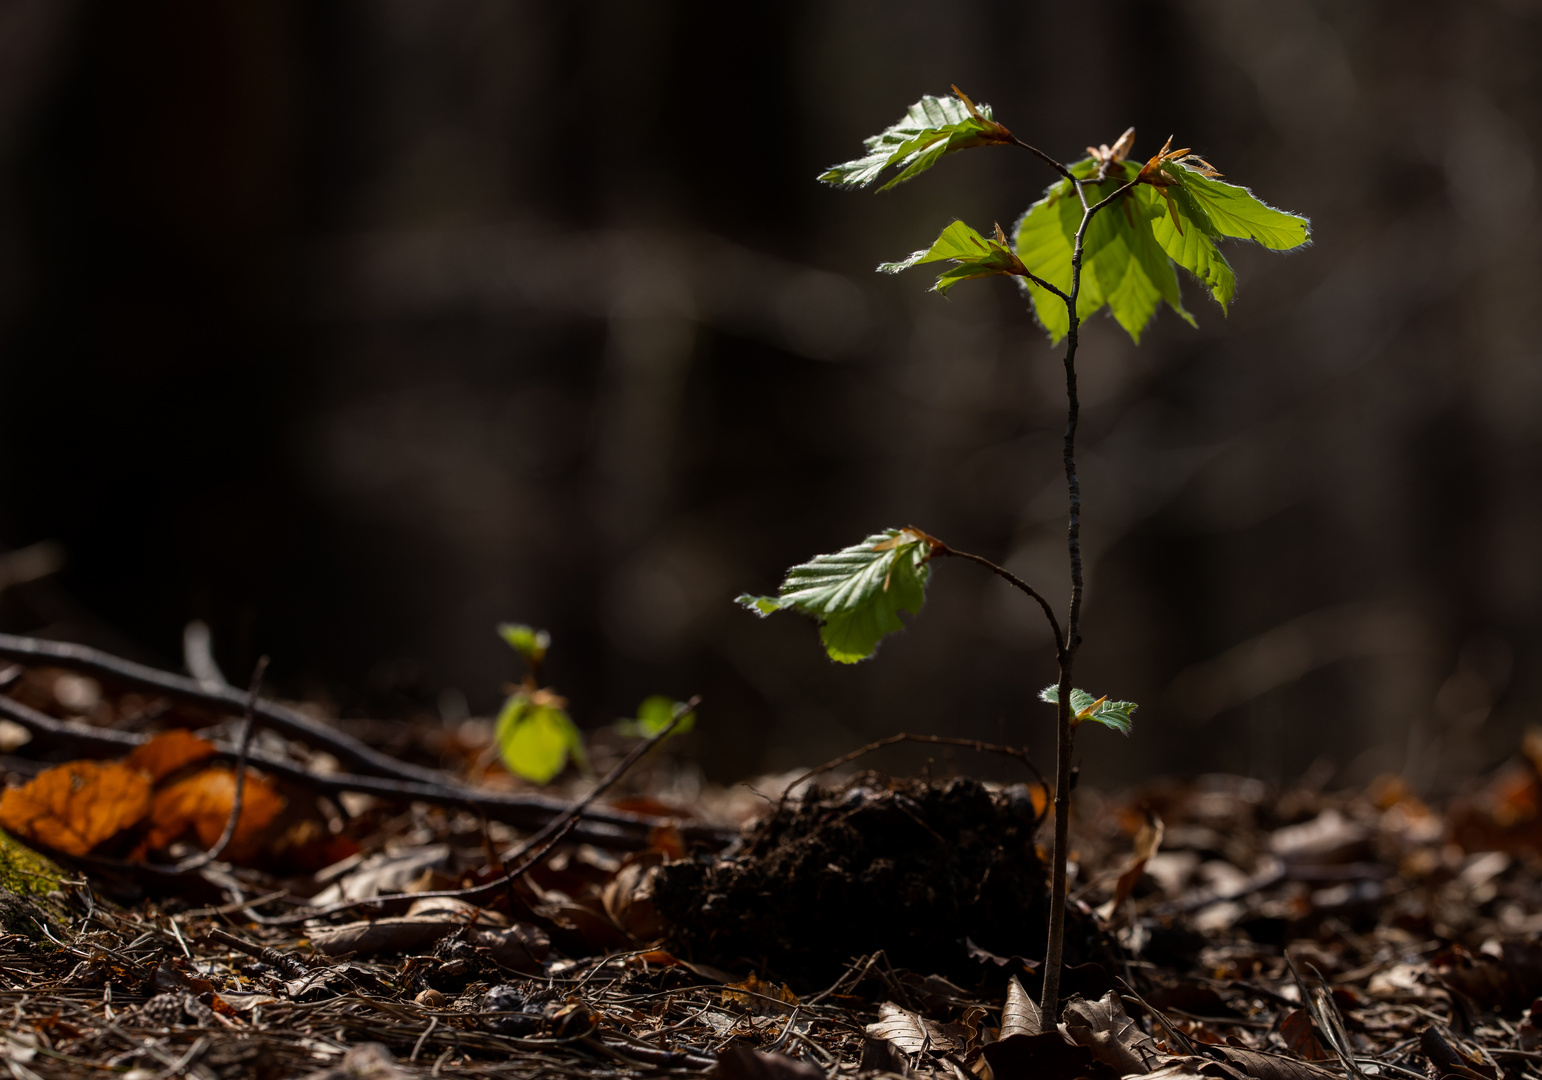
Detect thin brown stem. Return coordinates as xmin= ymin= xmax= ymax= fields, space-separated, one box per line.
xmin=933 ymin=544 xmax=1064 ymax=654
xmin=1041 ymin=157 xmax=1132 ymax=1023
xmin=1010 ymin=138 xmax=1075 ymax=183
xmin=173 ymin=656 xmax=268 ymax=873
xmin=247 ymin=698 xmax=699 ymax=925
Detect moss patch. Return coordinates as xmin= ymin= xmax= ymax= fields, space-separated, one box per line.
xmin=0 ymin=830 xmax=70 ymax=938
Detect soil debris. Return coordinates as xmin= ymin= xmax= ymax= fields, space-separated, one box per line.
xmin=654 ymin=773 xmax=1056 ymax=985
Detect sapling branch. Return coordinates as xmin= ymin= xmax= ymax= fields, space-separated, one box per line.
xmin=930 ymin=543 xmax=1063 ymax=654
xmin=778 ymin=86 xmax=1306 ymax=1022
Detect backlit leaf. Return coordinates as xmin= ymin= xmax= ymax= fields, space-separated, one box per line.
xmin=737 ymin=528 xmax=934 ymax=664
xmin=1010 ymin=134 xmax=1306 ymax=342
xmin=819 ymin=88 xmax=1014 ymax=191
xmin=618 ymin=695 xmax=695 ymax=738
xmin=1039 ymin=685 xmax=1138 ymax=735
xmin=0 ymin=760 xmax=152 ymax=856
xmin=498 ymin=623 xmax=550 ymax=666
xmin=125 ymin=729 xmax=218 ymax=784
xmin=145 ymin=767 xmax=286 ymax=863
xmin=497 ymin=693 xmax=588 ymax=784
xmin=879 ymin=220 xmax=1027 ymax=295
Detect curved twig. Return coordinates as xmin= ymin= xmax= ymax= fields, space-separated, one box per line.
xmin=173 ymin=657 xmax=268 ymax=873
xmin=0 ymin=693 xmax=733 ymax=848
xmin=1011 ymin=138 xmax=1075 ymax=184
xmin=932 ymin=543 xmax=1064 ymax=654
xmin=246 ymin=699 xmax=699 ymax=925
xmin=0 ymin=632 xmax=445 ymax=785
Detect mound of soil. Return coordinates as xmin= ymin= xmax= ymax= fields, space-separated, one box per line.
xmin=654 ymin=774 xmax=1053 ymax=987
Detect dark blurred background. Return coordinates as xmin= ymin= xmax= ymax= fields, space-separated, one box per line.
xmin=0 ymin=0 xmax=1537 ymax=791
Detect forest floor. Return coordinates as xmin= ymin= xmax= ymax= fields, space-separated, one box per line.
xmin=1 ymin=649 xmax=1541 ymax=1080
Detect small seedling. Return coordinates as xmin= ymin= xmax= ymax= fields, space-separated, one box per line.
xmin=494 ymin=623 xmax=588 ymax=784
xmin=617 ymin=695 xmax=697 ymax=739
xmin=737 ymin=87 xmax=1308 ymax=1016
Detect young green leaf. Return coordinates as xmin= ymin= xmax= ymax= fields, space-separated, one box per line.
xmin=879 ymin=220 xmax=1029 ymax=294
xmin=1011 ymin=134 xmax=1307 ymax=342
xmin=617 ymin=695 xmax=697 ymax=738
xmin=736 ymin=527 xmax=935 ymax=663
xmin=1039 ymin=685 xmax=1138 ymax=735
xmin=498 ymin=623 xmax=550 ymax=666
xmin=496 ymin=692 xmax=588 ymax=784
xmin=819 ymin=87 xmax=1014 ymax=192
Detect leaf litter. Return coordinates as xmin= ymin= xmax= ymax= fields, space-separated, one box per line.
xmin=5 ymin=649 xmax=1542 ymax=1078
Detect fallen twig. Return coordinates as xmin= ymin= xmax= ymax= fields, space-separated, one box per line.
xmin=174 ymin=657 xmax=268 ymax=873
xmin=0 ymin=631 xmax=446 ymax=785
xmin=0 ymin=693 xmax=734 ymax=849
xmin=254 ymin=699 xmax=699 ymax=923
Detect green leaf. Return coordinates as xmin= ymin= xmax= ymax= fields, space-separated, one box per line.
xmin=1162 ymin=165 xmax=1311 ymax=250
xmin=1008 ymin=143 xmax=1307 ymax=342
xmin=819 ymin=88 xmax=1014 ymax=191
xmin=617 ymin=695 xmax=696 ymax=738
xmin=496 ymin=693 xmax=588 ymax=784
xmin=740 ymin=528 xmax=934 ymax=663
xmin=1138 ymin=184 xmax=1237 ymax=311
xmin=497 ymin=623 xmax=550 ymax=665
xmin=1039 ymin=685 xmax=1138 ymax=736
xmin=879 ymin=220 xmax=1027 ymax=295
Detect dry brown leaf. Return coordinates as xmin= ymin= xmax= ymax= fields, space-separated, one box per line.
xmin=1278 ymin=1009 xmax=1329 ymax=1060
xmin=1214 ymin=1046 xmax=1340 ymax=1080
xmin=865 ymin=1002 xmax=958 ymax=1054
xmin=723 ymin=972 xmax=799 ymax=1012
xmin=124 ymin=728 xmax=217 ymax=783
xmin=1063 ymin=991 xmax=1161 ymax=1075
xmin=1100 ymin=812 xmax=1165 ymax=919
xmin=1001 ymin=975 xmax=1042 ymax=1038
xmin=0 ymin=760 xmax=152 ymax=855
xmin=144 ymin=766 xmax=284 ymax=861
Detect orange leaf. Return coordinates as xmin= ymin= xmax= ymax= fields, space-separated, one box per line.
xmin=0 ymin=761 xmax=152 ymax=855
xmin=125 ymin=729 xmax=218 ymax=783
xmin=146 ymin=767 xmax=285 ymax=862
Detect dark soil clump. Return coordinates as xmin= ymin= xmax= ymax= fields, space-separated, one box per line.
xmin=654 ymin=773 xmax=1051 ymax=987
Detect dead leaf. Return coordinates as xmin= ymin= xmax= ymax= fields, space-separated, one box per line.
xmin=144 ymin=766 xmax=285 ymax=861
xmin=981 ymin=1031 xmax=1119 ymax=1080
xmin=124 ymin=729 xmax=217 ymax=783
xmin=859 ymin=1036 xmax=911 ymax=1075
xmin=602 ymin=849 xmax=665 ymax=939
xmin=1099 ymin=812 xmax=1164 ymax=919
xmin=0 ymin=760 xmax=151 ymax=855
xmin=1001 ymin=975 xmax=1042 ymax=1038
xmin=1063 ymin=991 xmax=1161 ymax=1075
xmin=1278 ymin=1010 xmax=1329 ymax=1060
xmin=723 ymin=972 xmax=799 ymax=1013
xmin=710 ymin=1046 xmax=824 ymax=1080
xmin=1214 ymin=1046 xmax=1340 ymax=1080
xmin=865 ymin=1002 xmax=958 ymax=1054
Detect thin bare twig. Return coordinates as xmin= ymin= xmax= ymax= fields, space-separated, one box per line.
xmin=173 ymin=657 xmax=268 ymax=873
xmin=0 ymin=632 xmax=445 ymax=786
xmin=1011 ymin=137 xmax=1075 ymax=183
xmin=0 ymin=693 xmax=733 ymax=848
xmin=932 ymin=543 xmax=1064 ymax=654
xmin=250 ymin=699 xmax=699 ymax=924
